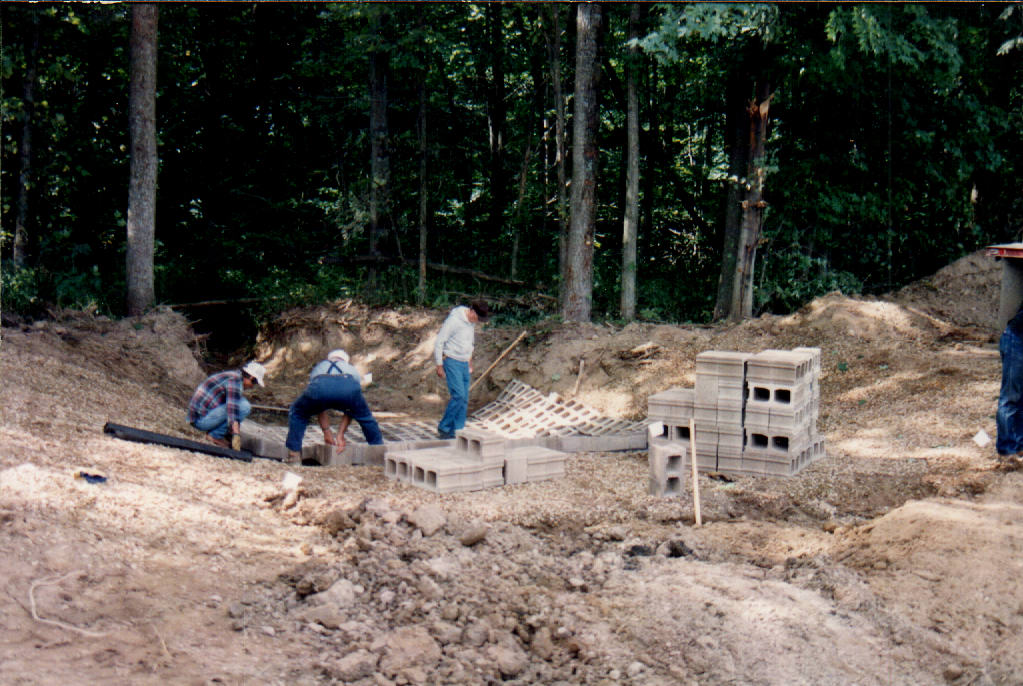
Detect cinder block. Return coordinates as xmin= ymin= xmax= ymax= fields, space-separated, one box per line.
xmin=747 ymin=381 xmax=812 ymax=408
xmin=517 ymin=446 xmax=567 ymax=482
xmin=504 ymin=452 xmax=528 ymax=485
xmin=455 ymin=428 xmax=506 ymax=460
xmin=649 ymin=442 xmax=688 ymax=481
xmin=695 ymin=350 xmax=751 ymax=377
xmin=746 ymin=350 xmax=815 ymax=384
xmin=649 ymin=474 xmax=685 ymax=497
xmin=648 ymin=388 xmax=695 ymax=421
xmin=694 ymin=375 xmax=719 ymax=403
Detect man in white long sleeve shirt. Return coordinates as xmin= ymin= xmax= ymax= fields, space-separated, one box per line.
xmin=434 ymin=301 xmax=490 ymax=439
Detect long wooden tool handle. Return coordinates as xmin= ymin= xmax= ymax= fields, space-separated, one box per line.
xmin=689 ymin=418 xmax=702 ymax=527
xmin=470 ymin=330 xmax=529 ymax=392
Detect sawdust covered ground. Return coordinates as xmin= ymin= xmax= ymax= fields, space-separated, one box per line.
xmin=2 ymin=250 xmax=1023 ymax=685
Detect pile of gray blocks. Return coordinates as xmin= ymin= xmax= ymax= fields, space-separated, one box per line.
xmin=240 ymin=379 xmax=645 ymax=468
xmin=647 ymin=347 xmax=824 ymax=494
xmin=240 ymin=420 xmax=450 ymax=467
xmin=384 ymin=427 xmax=568 ymax=494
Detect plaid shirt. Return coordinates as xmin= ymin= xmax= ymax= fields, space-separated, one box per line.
xmin=187 ymin=370 xmax=245 ymax=425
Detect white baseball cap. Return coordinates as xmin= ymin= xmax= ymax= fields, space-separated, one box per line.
xmin=242 ymin=361 xmax=266 ymax=386
xmin=327 ymin=349 xmax=350 ymax=364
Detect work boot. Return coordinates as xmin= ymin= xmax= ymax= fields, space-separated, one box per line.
xmin=208 ymin=435 xmax=230 ymax=449
xmin=286 ymin=450 xmax=302 ymax=465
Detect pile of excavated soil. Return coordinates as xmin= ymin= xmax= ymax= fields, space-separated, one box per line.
xmin=3 ymin=251 xmax=1022 ymax=685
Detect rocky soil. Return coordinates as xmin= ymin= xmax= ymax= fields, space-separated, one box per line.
xmin=2 ymin=250 xmax=1022 ymax=685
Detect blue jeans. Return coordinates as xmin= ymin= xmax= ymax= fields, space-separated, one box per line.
xmin=997 ymin=325 xmax=1023 ymax=455
xmin=286 ymin=375 xmax=383 ymax=451
xmin=438 ymin=357 xmax=470 ymax=438
xmin=193 ymin=398 xmax=251 ymax=440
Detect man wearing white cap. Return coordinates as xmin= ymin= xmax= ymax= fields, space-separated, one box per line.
xmin=285 ymin=349 xmax=383 ymax=464
xmin=188 ymin=361 xmax=265 ymax=449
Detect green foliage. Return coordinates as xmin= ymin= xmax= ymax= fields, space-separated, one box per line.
xmin=1 ymin=2 xmax=1020 ymax=333
xmin=756 ymin=249 xmax=863 ymax=314
xmin=1 ymin=265 xmax=42 ymax=315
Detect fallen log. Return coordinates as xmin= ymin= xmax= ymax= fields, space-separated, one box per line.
xmin=102 ymin=422 xmax=274 ymax=462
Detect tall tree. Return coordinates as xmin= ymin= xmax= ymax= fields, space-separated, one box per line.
xmin=543 ymin=4 xmax=570 ymax=303
xmin=729 ymin=77 xmax=772 ymax=320
xmin=620 ymin=3 xmax=641 ymax=321
xmin=12 ymin=8 xmax=40 ymax=269
xmin=126 ymin=3 xmax=158 ymax=316
xmin=367 ymin=8 xmax=391 ymax=296
xmin=563 ymin=3 xmax=602 ymax=322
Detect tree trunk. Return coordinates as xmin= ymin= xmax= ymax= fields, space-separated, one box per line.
xmin=367 ymin=10 xmax=390 ymax=296
xmin=713 ymin=71 xmax=752 ymax=321
xmin=620 ymin=2 xmax=641 ymax=321
xmin=729 ymin=78 xmax=772 ymax=321
xmin=487 ymin=4 xmax=508 ymax=227
xmin=544 ymin=5 xmax=569 ymax=307
xmin=126 ymin=3 xmax=158 ymax=316
xmin=562 ymin=3 xmax=602 ymax=323
xmin=509 ymin=144 xmax=533 ymax=280
xmin=417 ymin=75 xmax=428 ymax=306
xmin=13 ymin=9 xmax=40 ymax=269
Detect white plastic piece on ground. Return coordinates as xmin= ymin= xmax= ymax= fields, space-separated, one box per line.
xmin=361 ymin=372 xmax=373 ymax=387
xmin=282 ymin=471 xmax=303 ymax=491
xmin=973 ymin=429 xmax=992 ymax=448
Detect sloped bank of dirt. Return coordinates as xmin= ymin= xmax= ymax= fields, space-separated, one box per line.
xmin=2 ymin=251 xmax=1022 ymax=685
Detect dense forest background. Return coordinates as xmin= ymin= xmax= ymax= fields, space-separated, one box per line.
xmin=2 ymin=3 xmax=1022 ymax=334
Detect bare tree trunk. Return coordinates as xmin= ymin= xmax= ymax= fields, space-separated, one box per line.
xmin=713 ymin=72 xmax=752 ymax=321
xmin=13 ymin=10 xmax=40 ymax=268
xmin=487 ymin=4 xmax=507 ymax=227
xmin=367 ymin=10 xmax=390 ymax=296
xmin=509 ymin=144 xmax=533 ymax=280
xmin=620 ymin=2 xmax=641 ymax=321
xmin=417 ymin=77 xmax=428 ymax=306
xmin=729 ymin=79 xmax=772 ymax=321
xmin=562 ymin=3 xmax=602 ymax=323
xmin=544 ymin=5 xmax=569 ymax=307
xmin=126 ymin=3 xmax=158 ymax=316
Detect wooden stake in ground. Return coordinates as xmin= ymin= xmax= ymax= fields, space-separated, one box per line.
xmin=689 ymin=418 xmax=702 ymax=527
xmin=571 ymin=357 xmax=585 ymax=396
xmin=470 ymin=330 xmax=529 ymax=392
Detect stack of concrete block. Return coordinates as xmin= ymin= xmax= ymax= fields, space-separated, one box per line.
xmin=646 ymin=347 xmax=824 ymax=490
xmin=385 ymin=427 xmax=568 ymax=494
xmin=694 ymin=351 xmax=752 ymax=475
xmin=741 ymin=348 xmax=824 ymax=477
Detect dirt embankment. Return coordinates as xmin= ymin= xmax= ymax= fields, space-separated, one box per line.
xmin=2 ymin=250 xmax=1022 ymax=685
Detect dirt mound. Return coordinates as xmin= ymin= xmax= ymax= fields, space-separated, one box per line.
xmin=2 ymin=254 xmax=1020 ymax=685
xmin=887 ymin=249 xmax=1002 ymax=338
